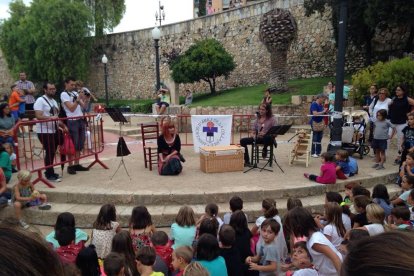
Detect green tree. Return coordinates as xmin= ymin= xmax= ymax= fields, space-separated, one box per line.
xmin=79 ymin=0 xmax=126 ymax=36
xmin=170 ymin=39 xmax=236 ymax=94
xmin=304 ymin=0 xmax=414 ymax=65
xmin=0 ymin=0 xmax=93 ymax=84
xmin=0 ymin=0 xmax=29 ymax=74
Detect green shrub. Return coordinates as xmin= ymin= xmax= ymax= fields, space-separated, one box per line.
xmin=351 ymin=57 xmax=414 ymax=103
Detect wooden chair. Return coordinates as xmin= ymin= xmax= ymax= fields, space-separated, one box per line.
xmin=140 ymin=123 xmax=159 ymax=171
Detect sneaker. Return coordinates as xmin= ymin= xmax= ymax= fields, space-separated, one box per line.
xmin=311 ymin=154 xmax=319 ymax=158
xmin=38 ymin=203 xmax=52 ymax=210
xmin=304 ymin=173 xmax=309 ymax=179
xmin=372 ymin=163 xmax=379 ymax=168
xmin=74 ymin=164 xmax=89 ymax=171
xmin=376 ymin=165 xmax=385 ymax=170
xmin=67 ymin=166 xmax=77 ymax=175
xmin=19 ymin=220 xmax=29 ymax=229
xmin=46 ymin=174 xmax=62 ymax=182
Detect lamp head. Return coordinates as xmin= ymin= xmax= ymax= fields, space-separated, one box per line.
xmin=151 ymin=27 xmax=161 ymax=40
xmin=101 ymin=54 xmax=108 ymax=64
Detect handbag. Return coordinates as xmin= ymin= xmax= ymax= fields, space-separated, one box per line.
xmin=60 ymin=133 xmax=75 ymax=155
xmin=312 ymin=120 xmax=325 ymax=132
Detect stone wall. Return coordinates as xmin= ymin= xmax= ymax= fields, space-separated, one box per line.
xmin=0 ymin=50 xmax=14 ymax=94
xmin=87 ymin=0 xmax=365 ymax=100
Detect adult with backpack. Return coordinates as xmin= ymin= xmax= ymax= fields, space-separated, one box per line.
xmin=34 ymin=82 xmax=68 ymax=182
xmin=60 ymin=77 xmax=89 ymax=175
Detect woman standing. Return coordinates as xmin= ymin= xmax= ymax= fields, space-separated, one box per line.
xmin=0 ymin=103 xmax=15 ymax=145
xmin=157 ymin=120 xmax=183 ymax=175
xmin=369 ymin=88 xmax=392 ymax=124
xmin=310 ymin=94 xmax=328 ymax=158
xmin=388 ymin=85 xmax=414 ymax=158
xmin=240 ymin=103 xmax=277 ymax=166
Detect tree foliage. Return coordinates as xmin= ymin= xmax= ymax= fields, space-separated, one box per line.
xmin=170 ymin=39 xmax=236 ymax=94
xmin=351 ymin=57 xmax=414 ymax=103
xmin=78 ymin=0 xmax=126 ymax=36
xmin=304 ymin=0 xmax=414 ymax=65
xmin=0 ymin=0 xmax=93 ymax=84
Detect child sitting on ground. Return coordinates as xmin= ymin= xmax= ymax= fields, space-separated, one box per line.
xmin=172 ymin=246 xmax=193 ymax=276
xmin=304 ymin=152 xmax=336 ymax=184
xmin=13 ymin=170 xmax=51 ymax=229
xmin=56 ymin=226 xmax=86 ymax=264
xmin=104 ymin=252 xmax=125 ymax=276
xmin=352 ymin=195 xmax=372 ymax=228
xmin=387 ymin=206 xmax=412 ymax=230
xmin=219 ymin=225 xmax=243 ymax=276
xmin=246 ymin=218 xmax=281 ymax=276
xmin=285 ymin=241 xmax=318 ymax=276
xmin=151 ymin=231 xmax=173 ymax=274
xmin=357 ymin=203 xmax=386 ymax=236
xmin=196 ymin=203 xmax=224 ymax=229
xmin=4 ymin=143 xmax=17 ymax=173
xmin=223 ymin=196 xmax=246 ymax=224
xmin=135 ymin=246 xmax=164 ymax=276
xmin=347 ymin=156 xmax=358 ymax=176
xmin=391 ymin=175 xmax=414 ymax=207
xmin=335 ymin=149 xmax=350 ymax=179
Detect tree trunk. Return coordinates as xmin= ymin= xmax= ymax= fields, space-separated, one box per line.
xmin=204 ymin=78 xmax=216 ymax=94
xmin=269 ymin=50 xmax=288 ymax=93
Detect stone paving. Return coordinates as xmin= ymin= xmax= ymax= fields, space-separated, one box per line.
xmin=1 ymin=114 xmax=400 ymax=230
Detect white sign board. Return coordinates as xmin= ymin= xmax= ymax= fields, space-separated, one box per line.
xmin=191 ymin=115 xmax=233 ymax=153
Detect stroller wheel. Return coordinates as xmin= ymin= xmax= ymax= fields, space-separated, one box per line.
xmin=362 ymin=145 xmax=370 ymax=156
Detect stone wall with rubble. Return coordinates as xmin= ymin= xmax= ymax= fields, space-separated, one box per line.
xmin=86 ymin=0 xmax=366 ymax=101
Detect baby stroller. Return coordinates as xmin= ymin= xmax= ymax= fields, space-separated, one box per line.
xmin=341 ymin=110 xmax=370 ymax=159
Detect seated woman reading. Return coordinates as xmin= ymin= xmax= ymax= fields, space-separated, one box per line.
xmin=157 ymin=120 xmax=182 ymax=175
xmin=240 ymin=103 xmax=277 ymax=166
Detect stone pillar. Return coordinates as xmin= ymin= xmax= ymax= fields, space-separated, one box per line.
xmin=164 ymin=76 xmax=180 ymax=105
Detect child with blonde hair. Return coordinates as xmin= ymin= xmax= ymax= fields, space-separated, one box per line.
xmin=13 ymin=170 xmax=51 ymax=229
xmin=357 ymin=203 xmax=386 ymax=236
xmin=172 ymin=246 xmax=193 ymax=276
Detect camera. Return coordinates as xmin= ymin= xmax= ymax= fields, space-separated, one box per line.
xmin=73 ymin=95 xmax=78 ymax=102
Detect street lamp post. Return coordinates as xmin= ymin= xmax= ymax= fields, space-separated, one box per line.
xmin=329 ymin=0 xmax=348 ymax=152
xmin=152 ymin=27 xmax=161 ymax=91
xmin=101 ymin=54 xmax=109 ymax=107
xmin=155 ymin=0 xmax=165 ymax=26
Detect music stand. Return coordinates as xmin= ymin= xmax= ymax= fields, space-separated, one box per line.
xmin=259 ymin=124 xmax=292 ymax=173
xmin=105 ymin=107 xmax=131 ymax=180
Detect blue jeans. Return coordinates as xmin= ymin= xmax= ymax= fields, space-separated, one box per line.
xmin=312 ymin=130 xmax=323 ymax=155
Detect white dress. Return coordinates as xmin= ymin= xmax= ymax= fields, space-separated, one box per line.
xmin=307 ymin=231 xmax=342 ymax=276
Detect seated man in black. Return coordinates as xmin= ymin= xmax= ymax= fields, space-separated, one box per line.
xmin=240 ymin=103 xmax=277 ymax=166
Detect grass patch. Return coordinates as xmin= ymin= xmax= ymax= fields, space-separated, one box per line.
xmin=102 ymin=76 xmax=348 ymax=110
xmin=190 ymin=76 xmax=341 ymax=106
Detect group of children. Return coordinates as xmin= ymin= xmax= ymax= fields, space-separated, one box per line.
xmin=1 ymin=178 xmax=414 ymax=276
xmin=304 ymin=149 xmax=358 ymax=184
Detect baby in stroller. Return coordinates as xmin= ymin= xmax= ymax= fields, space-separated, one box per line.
xmin=340 ymin=110 xmax=370 ymax=159
xmin=352 ymin=115 xmax=365 ymax=145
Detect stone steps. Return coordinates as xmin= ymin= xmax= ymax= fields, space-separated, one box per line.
xmin=1 ymin=173 xmax=399 ymax=228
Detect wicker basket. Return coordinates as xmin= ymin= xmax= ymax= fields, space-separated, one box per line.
xmin=200 ymin=145 xmax=244 ymax=173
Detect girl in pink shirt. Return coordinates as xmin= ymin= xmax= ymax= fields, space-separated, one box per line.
xmin=304 ymin=152 xmax=336 ymax=184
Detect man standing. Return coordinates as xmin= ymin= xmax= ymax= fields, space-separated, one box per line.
xmin=15 ymin=72 xmax=36 ymax=131
xmin=60 ymin=77 xmax=89 ymax=175
xmin=34 ymin=82 xmax=66 ymax=182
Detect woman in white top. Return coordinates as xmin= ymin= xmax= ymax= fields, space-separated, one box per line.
xmin=369 ymin=88 xmax=392 ymax=123
xmin=316 ymin=202 xmax=346 ymax=250
xmin=285 ymin=207 xmax=342 ymax=276
xmin=357 ymin=203 xmax=385 ymax=236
